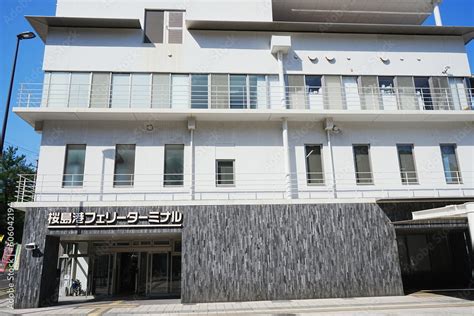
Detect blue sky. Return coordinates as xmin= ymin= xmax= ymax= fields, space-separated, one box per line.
xmin=0 ymin=0 xmax=473 ymax=164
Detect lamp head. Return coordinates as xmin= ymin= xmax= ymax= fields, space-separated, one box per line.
xmin=17 ymin=31 xmax=36 ymax=40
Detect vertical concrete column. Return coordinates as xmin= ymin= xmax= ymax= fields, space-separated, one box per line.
xmin=277 ymin=51 xmax=287 ymax=109
xmin=433 ymin=1 xmax=443 ymax=26
xmin=282 ymin=118 xmax=292 ymax=199
xmin=188 ymin=118 xmax=196 ymax=200
xmin=326 ymin=129 xmax=337 ymax=198
xmin=467 ymin=207 xmax=474 ymax=278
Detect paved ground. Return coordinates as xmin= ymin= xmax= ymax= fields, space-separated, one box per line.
xmin=0 ymin=291 xmax=473 ymax=315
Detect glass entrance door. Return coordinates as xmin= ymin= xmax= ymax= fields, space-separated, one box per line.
xmin=147 ymin=253 xmax=169 ymax=296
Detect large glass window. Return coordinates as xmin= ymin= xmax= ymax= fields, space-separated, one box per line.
xmin=440 ymin=144 xmax=462 ymax=184
xmin=164 ymin=144 xmax=184 ymax=186
xmin=397 ymin=144 xmax=418 ymax=184
xmin=110 ymin=74 xmax=130 ymax=108
xmin=216 ymin=160 xmax=235 ymax=186
xmin=378 ymin=76 xmax=397 ymax=110
xmin=191 ymin=75 xmax=208 ymax=109
xmin=171 ymin=74 xmax=190 ymax=109
xmin=229 ymin=75 xmax=247 ymax=109
xmin=305 ymin=75 xmax=323 ymax=110
xmin=130 ymin=74 xmax=151 ymax=108
xmin=47 ymin=72 xmax=70 ymax=108
xmin=305 ymin=145 xmax=324 ymax=185
xmin=249 ymin=75 xmax=267 ymax=109
xmin=63 ymin=145 xmax=86 ymax=187
xmin=114 ymin=145 xmax=136 ymax=186
xmin=90 ymin=73 xmax=111 ymax=108
xmin=414 ymin=77 xmax=433 ymax=110
xmin=69 ymin=73 xmax=91 ymax=108
xmin=353 ymin=145 xmax=373 ymax=184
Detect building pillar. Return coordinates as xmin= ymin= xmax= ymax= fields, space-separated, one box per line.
xmin=433 ymin=1 xmax=443 ymax=26
xmin=326 ymin=129 xmax=337 ymax=198
xmin=277 ymin=51 xmax=287 ymax=109
xmin=467 ymin=210 xmax=474 ymax=278
xmin=188 ymin=118 xmax=196 ymax=200
xmin=282 ymin=118 xmax=292 ymax=199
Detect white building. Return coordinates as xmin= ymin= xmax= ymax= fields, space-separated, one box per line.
xmin=11 ymin=0 xmax=474 ymax=309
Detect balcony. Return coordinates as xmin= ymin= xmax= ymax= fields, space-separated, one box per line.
xmin=13 ymin=81 xmax=474 ymax=125
xmin=14 ymin=171 xmax=473 ymax=205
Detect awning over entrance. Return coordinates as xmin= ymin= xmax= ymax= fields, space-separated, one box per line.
xmin=393 ymin=217 xmax=468 ymax=231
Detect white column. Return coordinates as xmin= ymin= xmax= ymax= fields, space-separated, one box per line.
xmin=189 ymin=129 xmax=194 ymax=200
xmin=277 ymin=51 xmax=287 ymax=109
xmin=326 ymin=130 xmax=337 ymax=198
xmin=433 ymin=2 xmax=443 ymax=26
xmin=282 ymin=118 xmax=292 ymax=199
xmin=467 ymin=211 xmax=474 ymax=252
xmin=468 ymin=210 xmax=474 ymax=278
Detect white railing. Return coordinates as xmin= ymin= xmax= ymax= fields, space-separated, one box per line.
xmin=15 ymin=171 xmax=473 ymax=203
xmin=16 ymin=83 xmax=474 ymax=111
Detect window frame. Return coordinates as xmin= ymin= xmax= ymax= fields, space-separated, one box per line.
xmin=62 ymin=144 xmax=87 ymax=188
xmin=440 ymin=144 xmax=463 ymax=185
xmin=215 ymin=159 xmax=235 ymax=187
xmin=396 ymin=144 xmax=419 ymax=185
xmin=352 ymin=144 xmax=374 ymax=185
xmin=304 ymin=144 xmax=325 ymax=186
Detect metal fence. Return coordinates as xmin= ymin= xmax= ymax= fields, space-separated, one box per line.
xmin=16 ymin=83 xmax=474 ymax=111
xmin=15 ymin=170 xmax=472 ymax=203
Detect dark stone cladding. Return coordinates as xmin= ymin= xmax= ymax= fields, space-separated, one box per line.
xmin=14 ymin=203 xmax=403 ymax=308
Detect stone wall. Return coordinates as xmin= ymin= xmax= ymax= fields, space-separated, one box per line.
xmin=181 ymin=203 xmax=404 ymax=302
xmin=14 ymin=203 xmax=404 ymax=308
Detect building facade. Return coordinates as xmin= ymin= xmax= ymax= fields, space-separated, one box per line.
xmin=11 ymin=0 xmax=474 ymax=309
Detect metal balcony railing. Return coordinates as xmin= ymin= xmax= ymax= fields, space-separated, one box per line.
xmin=16 ymin=83 xmax=474 ymax=111
xmin=15 ymin=170 xmax=472 ymax=203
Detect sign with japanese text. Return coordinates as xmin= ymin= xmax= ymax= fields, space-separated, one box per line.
xmin=47 ymin=211 xmax=183 ymax=229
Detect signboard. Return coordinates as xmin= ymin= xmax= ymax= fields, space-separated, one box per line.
xmin=47 ymin=211 xmax=183 ymax=229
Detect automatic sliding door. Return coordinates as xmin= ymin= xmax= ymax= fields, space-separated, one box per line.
xmin=148 ymin=253 xmax=169 ymax=295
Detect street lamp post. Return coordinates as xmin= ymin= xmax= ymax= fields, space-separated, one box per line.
xmin=0 ymin=31 xmax=36 ymax=158
xmin=0 ymin=31 xmax=36 ymax=195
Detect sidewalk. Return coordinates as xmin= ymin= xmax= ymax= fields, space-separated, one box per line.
xmin=0 ymin=291 xmax=473 ymax=315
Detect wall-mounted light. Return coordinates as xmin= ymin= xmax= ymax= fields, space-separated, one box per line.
xmin=325 ymin=55 xmax=335 ymax=62
xmin=25 ymin=242 xmax=38 ymax=251
xmin=308 ymin=55 xmax=318 ymax=63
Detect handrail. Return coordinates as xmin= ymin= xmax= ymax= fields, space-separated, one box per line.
xmin=15 ymin=82 xmax=474 ymax=111
xmin=15 ymin=171 xmax=472 ymax=203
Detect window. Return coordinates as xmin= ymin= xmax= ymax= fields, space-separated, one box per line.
xmin=216 ymin=160 xmax=235 ymax=186
xmin=114 ymin=145 xmax=136 ymax=186
xmin=130 ymin=73 xmax=151 ymax=108
xmin=144 ymin=10 xmax=184 ymax=44
xmin=229 ymin=75 xmax=247 ymax=109
xmin=414 ymin=77 xmax=433 ymax=110
xmin=440 ymin=144 xmax=462 ymax=184
xmin=378 ymin=76 xmax=397 ymax=110
xmin=397 ymin=144 xmax=418 ymax=184
xmin=110 ymin=74 xmax=130 ymax=108
xmin=353 ymin=145 xmax=373 ymax=184
xmin=63 ymin=145 xmax=86 ymax=187
xmin=171 ymin=74 xmax=190 ymax=109
xmin=90 ymin=73 xmax=111 ymax=108
xmin=249 ymin=75 xmax=267 ymax=109
xmin=164 ymin=144 xmax=184 ymax=186
xmin=191 ymin=74 xmax=208 ymax=109
xmin=305 ymin=145 xmax=324 ymax=185
xmin=305 ymin=75 xmax=323 ymax=110
xmin=69 ymin=73 xmax=90 ymax=108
